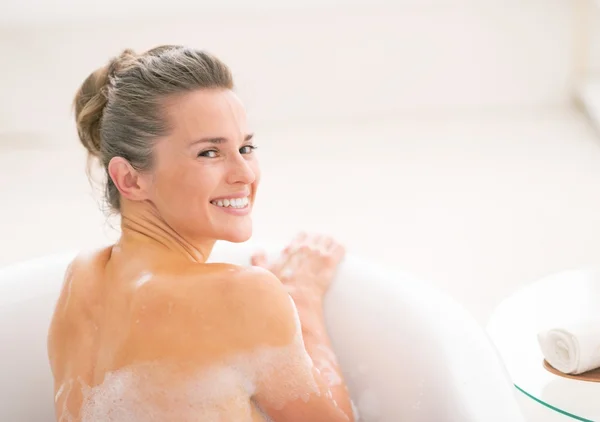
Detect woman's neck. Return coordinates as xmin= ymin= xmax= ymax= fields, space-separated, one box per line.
xmin=117 ymin=200 xmax=214 ymax=264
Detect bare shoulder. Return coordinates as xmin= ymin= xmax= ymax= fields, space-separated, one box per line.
xmin=50 ymin=246 xmax=112 ymax=322
xmin=143 ymin=262 xmax=289 ymax=310
xmin=124 ymin=263 xmax=299 ymax=364
xmin=48 ymin=247 xmax=112 ymax=372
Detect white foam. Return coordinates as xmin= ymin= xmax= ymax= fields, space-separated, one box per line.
xmin=62 ymin=264 xmax=74 ymax=313
xmin=317 ymin=344 xmax=339 ymax=364
xmin=316 ymin=358 xmax=342 ymax=387
xmin=313 ymin=344 xmax=342 ymax=387
xmin=55 ymin=382 xmax=65 ymax=403
xmin=134 ymin=271 xmax=153 ymax=288
xmin=57 ymin=379 xmax=74 ymax=422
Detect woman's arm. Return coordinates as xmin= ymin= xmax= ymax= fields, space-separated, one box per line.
xmin=289 ymin=288 xmax=355 ymax=419
xmin=251 ymin=270 xmax=354 ymax=422
xmin=251 ymin=233 xmax=355 ymax=421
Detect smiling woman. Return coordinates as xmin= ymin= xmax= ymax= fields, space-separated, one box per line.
xmin=47 ymin=45 xmax=355 ymax=422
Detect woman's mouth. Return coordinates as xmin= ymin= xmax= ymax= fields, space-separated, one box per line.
xmin=210 ymin=196 xmax=250 ymax=209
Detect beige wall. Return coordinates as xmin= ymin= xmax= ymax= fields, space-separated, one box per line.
xmin=587 ymin=1 xmax=600 ymax=75
xmin=0 ymin=1 xmax=579 ymax=146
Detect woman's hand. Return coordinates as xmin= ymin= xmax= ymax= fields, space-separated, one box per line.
xmin=251 ymin=232 xmax=346 ymax=300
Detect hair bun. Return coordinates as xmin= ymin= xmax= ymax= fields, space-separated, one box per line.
xmin=73 ymin=49 xmax=138 ymax=158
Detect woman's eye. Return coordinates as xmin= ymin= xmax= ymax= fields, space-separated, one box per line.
xmin=198 ymin=150 xmax=218 ymax=158
xmin=240 ymin=145 xmax=258 ymax=154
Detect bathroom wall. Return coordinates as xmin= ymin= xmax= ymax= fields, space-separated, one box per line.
xmin=589 ymin=1 xmax=600 ymax=74
xmin=0 ymin=1 xmax=579 ymax=145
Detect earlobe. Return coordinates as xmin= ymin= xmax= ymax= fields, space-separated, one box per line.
xmin=107 ymin=157 xmax=149 ymax=202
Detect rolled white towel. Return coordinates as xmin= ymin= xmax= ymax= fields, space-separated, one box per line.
xmin=537 ymin=320 xmax=600 ymax=375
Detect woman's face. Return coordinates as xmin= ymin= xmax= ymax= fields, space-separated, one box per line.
xmin=146 ymin=88 xmax=260 ymax=244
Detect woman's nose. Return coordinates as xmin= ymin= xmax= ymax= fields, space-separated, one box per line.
xmin=226 ymin=155 xmax=256 ymax=185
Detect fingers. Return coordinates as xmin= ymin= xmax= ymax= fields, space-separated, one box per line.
xmin=286 ymin=232 xmax=342 ymax=254
xmin=322 ymin=235 xmax=334 ymax=251
xmin=276 ymin=232 xmax=307 ymax=274
xmin=270 ymin=246 xmax=296 ymax=276
xmin=278 ymin=231 xmax=346 ymax=270
xmin=332 ymin=243 xmax=346 ymax=262
xmin=310 ymin=233 xmax=340 ymax=256
xmin=318 ymin=234 xmax=346 ymax=265
xmin=284 ymin=231 xmax=307 ymax=254
xmin=250 ymin=251 xmax=269 ymax=268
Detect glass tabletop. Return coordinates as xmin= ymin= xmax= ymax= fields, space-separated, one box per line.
xmin=486 ymin=268 xmax=600 ymax=422
xmin=514 ymin=383 xmax=595 ymax=422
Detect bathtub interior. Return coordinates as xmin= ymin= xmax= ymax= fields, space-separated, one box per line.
xmin=0 ymin=241 xmax=525 ymax=421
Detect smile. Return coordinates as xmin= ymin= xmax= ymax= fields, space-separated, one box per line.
xmin=210 ymin=196 xmax=250 ymax=209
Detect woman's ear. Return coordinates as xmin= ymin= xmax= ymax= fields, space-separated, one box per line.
xmin=107 ymin=157 xmax=151 ymax=202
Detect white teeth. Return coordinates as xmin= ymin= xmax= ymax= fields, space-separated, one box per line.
xmin=211 ymin=196 xmax=250 ymax=209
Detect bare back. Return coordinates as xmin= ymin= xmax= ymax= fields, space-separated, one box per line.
xmin=47 ymin=246 xmax=307 ymax=422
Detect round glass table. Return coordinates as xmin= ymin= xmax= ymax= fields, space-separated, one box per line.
xmin=487 ymin=268 xmax=600 ymax=421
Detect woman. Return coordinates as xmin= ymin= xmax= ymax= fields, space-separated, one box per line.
xmin=47 ymin=45 xmax=355 ymax=421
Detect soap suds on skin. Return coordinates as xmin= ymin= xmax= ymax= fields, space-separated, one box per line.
xmin=55 ymin=383 xmax=66 ymax=403
xmin=62 ymin=265 xmax=75 ymax=314
xmin=57 ymin=379 xmax=74 ymax=422
xmin=134 ymin=272 xmax=153 ymax=289
xmin=317 ymin=344 xmax=339 ymax=364
xmin=315 ymin=358 xmax=342 ymax=387
xmin=78 ymin=299 xmax=319 ymax=421
xmin=314 ymin=344 xmax=342 ymax=386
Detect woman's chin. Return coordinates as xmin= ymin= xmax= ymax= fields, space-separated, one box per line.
xmin=219 ymin=226 xmax=253 ymax=243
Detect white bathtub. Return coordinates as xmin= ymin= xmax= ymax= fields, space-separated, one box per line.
xmin=0 ymin=240 xmax=525 ymax=421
